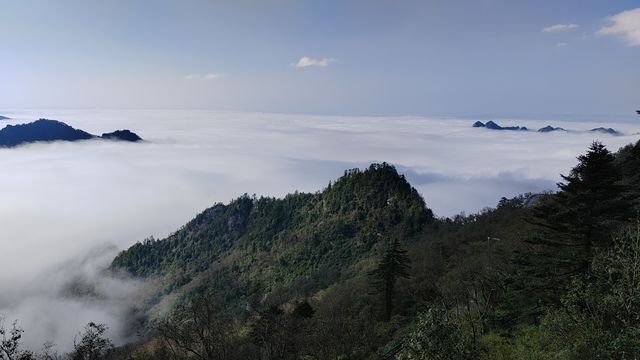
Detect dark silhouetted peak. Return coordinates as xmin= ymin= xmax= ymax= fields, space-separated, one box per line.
xmin=538 ymin=126 xmax=566 ymax=132
xmin=0 ymin=115 xmax=9 ymax=120
xmin=590 ymin=127 xmax=621 ymax=136
xmin=0 ymin=118 xmax=145 ymax=148
xmin=0 ymin=119 xmax=94 ymax=147
xmin=484 ymin=121 xmax=502 ymax=129
xmin=475 ymin=121 xmax=529 ymax=131
xmin=101 ymin=130 xmax=142 ymax=142
xmin=477 ymin=123 xmax=619 ymax=135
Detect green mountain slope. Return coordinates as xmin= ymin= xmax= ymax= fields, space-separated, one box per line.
xmin=112 ymin=163 xmax=433 ymax=306
xmin=103 ymin=140 xmax=640 ymax=359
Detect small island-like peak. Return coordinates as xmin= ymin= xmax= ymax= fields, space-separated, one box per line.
xmin=0 ymin=118 xmax=143 ymax=148
xmin=101 ymin=130 xmax=142 ymax=142
xmin=472 ymin=121 xmax=528 ymax=131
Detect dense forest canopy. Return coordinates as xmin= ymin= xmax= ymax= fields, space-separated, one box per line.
xmin=5 ymin=139 xmax=640 ymax=359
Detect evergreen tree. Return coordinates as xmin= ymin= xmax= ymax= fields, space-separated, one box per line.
xmin=531 ymin=141 xmax=632 ymax=277
xmin=517 ymin=141 xmax=635 ymax=320
xmin=614 ymin=139 xmax=640 ymax=202
xmin=370 ymin=237 xmax=411 ymax=321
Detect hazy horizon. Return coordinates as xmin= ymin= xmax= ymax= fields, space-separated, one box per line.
xmin=2 ymin=1 xmax=639 ymax=115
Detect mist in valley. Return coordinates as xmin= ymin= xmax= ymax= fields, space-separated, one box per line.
xmin=0 ymin=109 xmax=638 ymax=350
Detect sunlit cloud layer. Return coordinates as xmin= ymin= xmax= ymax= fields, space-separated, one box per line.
xmin=0 ymin=109 xmax=638 ymax=350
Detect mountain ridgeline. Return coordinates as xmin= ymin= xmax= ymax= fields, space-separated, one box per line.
xmin=473 ymin=120 xmax=622 ymax=135
xmin=7 ymin=140 xmax=640 ymax=359
xmin=0 ymin=119 xmax=142 ymax=147
xmin=100 ymin=141 xmax=640 ymax=359
xmin=107 ymin=142 xmax=640 ymax=359
xmin=112 ymin=163 xmax=432 ymax=301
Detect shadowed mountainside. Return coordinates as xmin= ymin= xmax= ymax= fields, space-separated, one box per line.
xmin=0 ymin=119 xmax=142 ymax=148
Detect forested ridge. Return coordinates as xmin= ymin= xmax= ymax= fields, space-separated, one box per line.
xmin=5 ymin=140 xmax=640 ymax=359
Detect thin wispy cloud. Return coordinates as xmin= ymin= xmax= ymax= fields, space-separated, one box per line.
xmin=290 ymin=56 xmax=335 ymax=68
xmin=184 ymin=73 xmax=225 ymax=80
xmin=543 ymin=23 xmax=579 ymax=33
xmin=597 ymin=7 xmax=640 ymax=46
xmin=204 ymin=73 xmax=222 ymax=80
xmin=556 ymin=42 xmax=569 ymax=48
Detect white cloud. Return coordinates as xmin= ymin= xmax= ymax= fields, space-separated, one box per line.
xmin=556 ymin=42 xmax=568 ymax=48
xmin=597 ymin=7 xmax=640 ymax=46
xmin=1 ymin=110 xmax=639 ymax=350
xmin=543 ymin=23 xmax=579 ymax=33
xmin=204 ymin=73 xmax=222 ymax=80
xmin=0 ymin=245 xmax=143 ymax=351
xmin=184 ymin=73 xmax=224 ymax=80
xmin=290 ymin=56 xmax=335 ymax=68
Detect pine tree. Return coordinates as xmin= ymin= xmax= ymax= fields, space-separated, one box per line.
xmin=529 ymin=141 xmax=633 ymax=290
xmin=370 ymin=237 xmax=411 ymax=321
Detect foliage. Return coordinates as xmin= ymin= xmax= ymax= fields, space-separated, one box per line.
xmin=531 ymin=141 xmax=632 ymax=277
xmin=396 ymin=308 xmax=472 ymax=360
xmin=0 ymin=319 xmax=34 ymax=360
xmin=21 ymin=140 xmax=640 ymax=359
xmin=156 ymin=294 xmax=235 ymax=360
xmin=539 ymin=225 xmax=640 ymax=358
xmin=70 ymin=323 xmax=112 ymax=360
xmin=112 ymin=163 xmax=431 ymax=305
xmin=369 ymin=237 xmax=411 ymax=321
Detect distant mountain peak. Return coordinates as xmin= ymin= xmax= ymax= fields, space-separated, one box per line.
xmin=0 ymin=118 xmax=143 ymax=148
xmin=472 ymin=120 xmax=528 ymax=131
xmin=484 ymin=120 xmax=501 ymax=129
xmin=101 ymin=130 xmax=142 ymax=142
xmin=538 ymin=126 xmax=566 ymax=133
xmin=590 ymin=127 xmax=622 ymax=136
xmin=472 ymin=121 xmax=622 ymax=136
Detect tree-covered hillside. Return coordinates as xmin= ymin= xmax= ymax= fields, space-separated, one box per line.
xmin=6 ymin=140 xmax=640 ymax=359
xmin=105 ymin=140 xmax=640 ymax=359
xmin=112 ymin=163 xmax=432 ymax=309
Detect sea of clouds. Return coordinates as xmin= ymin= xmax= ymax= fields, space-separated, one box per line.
xmin=0 ymin=109 xmax=638 ymax=350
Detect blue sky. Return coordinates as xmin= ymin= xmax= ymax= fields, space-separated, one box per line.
xmin=0 ymin=0 xmax=638 ymax=118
